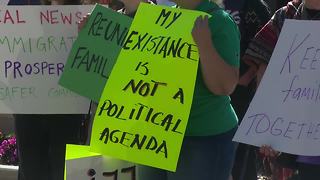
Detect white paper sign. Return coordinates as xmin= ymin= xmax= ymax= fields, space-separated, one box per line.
xmin=66 ymin=145 xmax=137 ymax=180
xmin=0 ymin=6 xmax=93 ymax=114
xmin=233 ymin=19 xmax=320 ymax=155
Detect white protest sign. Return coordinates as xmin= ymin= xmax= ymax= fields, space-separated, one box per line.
xmin=0 ymin=6 xmax=93 ymax=114
xmin=66 ymin=145 xmax=137 ymax=180
xmin=233 ymin=19 xmax=320 ymax=155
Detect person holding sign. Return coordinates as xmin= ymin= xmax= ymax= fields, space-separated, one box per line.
xmin=137 ymin=0 xmax=240 ymax=180
xmin=243 ymin=0 xmax=320 ymax=179
xmin=11 ymin=1 xmax=88 ymax=180
xmin=77 ymin=0 xmax=155 ymax=144
xmin=224 ymin=0 xmax=271 ymax=180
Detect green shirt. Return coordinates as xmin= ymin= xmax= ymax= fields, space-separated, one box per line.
xmin=185 ymin=0 xmax=240 ymax=136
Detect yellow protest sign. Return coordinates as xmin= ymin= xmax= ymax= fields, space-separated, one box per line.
xmin=66 ymin=144 xmax=100 ymax=160
xmin=65 ymin=144 xmax=101 ymax=180
xmin=65 ymin=144 xmax=136 ymax=180
xmin=90 ymin=3 xmax=207 ymax=171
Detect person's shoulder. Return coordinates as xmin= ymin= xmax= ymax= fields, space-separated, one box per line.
xmin=204 ymin=2 xmax=234 ymax=22
xmin=209 ymin=7 xmax=237 ymax=29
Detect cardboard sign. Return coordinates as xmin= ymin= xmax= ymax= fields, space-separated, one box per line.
xmin=0 ymin=6 xmax=92 ymax=114
xmin=65 ymin=145 xmax=136 ymax=180
xmin=234 ymin=20 xmax=320 ymax=155
xmin=90 ymin=3 xmax=206 ymax=171
xmin=59 ymin=4 xmax=132 ymax=102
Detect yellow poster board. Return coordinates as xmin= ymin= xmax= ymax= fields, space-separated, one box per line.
xmin=90 ymin=3 xmax=207 ymax=171
xmin=65 ymin=144 xmax=101 ymax=180
xmin=65 ymin=144 xmax=136 ymax=180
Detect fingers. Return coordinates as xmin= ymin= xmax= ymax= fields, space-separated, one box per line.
xmin=193 ymin=15 xmax=209 ymax=29
xmin=192 ymin=15 xmax=211 ymax=46
xmin=193 ymin=16 xmax=201 ymax=29
xmin=83 ymin=13 xmax=90 ymax=22
xmin=204 ymin=15 xmax=209 ymax=22
xmin=203 ymin=15 xmax=209 ymax=27
xmin=77 ymin=13 xmax=91 ymax=32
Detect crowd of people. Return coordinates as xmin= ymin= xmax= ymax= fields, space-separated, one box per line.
xmin=3 ymin=0 xmax=320 ymax=179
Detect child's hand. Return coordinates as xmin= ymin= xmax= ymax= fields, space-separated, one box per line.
xmin=78 ymin=13 xmax=91 ymax=32
xmin=191 ymin=15 xmax=212 ymax=48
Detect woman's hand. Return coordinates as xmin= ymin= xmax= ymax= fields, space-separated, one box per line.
xmin=192 ymin=15 xmax=211 ymax=48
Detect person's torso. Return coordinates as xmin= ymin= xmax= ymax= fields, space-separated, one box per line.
xmin=186 ymin=0 xmax=239 ymax=136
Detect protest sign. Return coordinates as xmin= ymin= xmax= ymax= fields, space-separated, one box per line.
xmin=65 ymin=144 xmax=136 ymax=180
xmin=59 ymin=4 xmax=132 ymax=102
xmin=90 ymin=3 xmax=206 ymax=171
xmin=0 ymin=6 xmax=92 ymax=113
xmin=234 ymin=20 xmax=320 ymax=155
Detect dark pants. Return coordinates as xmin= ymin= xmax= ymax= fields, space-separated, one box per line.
xmin=14 ymin=114 xmax=84 ymax=180
xmin=298 ymin=163 xmax=320 ymax=180
xmin=231 ymin=85 xmax=257 ymax=180
xmin=138 ymin=127 xmax=238 ymax=180
xmin=232 ymin=144 xmax=257 ymax=180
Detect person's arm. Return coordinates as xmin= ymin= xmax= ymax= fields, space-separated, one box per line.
xmin=192 ymin=16 xmax=239 ymax=95
xmin=242 ymin=7 xmax=284 ymax=88
xmin=256 ymin=62 xmax=267 ymax=87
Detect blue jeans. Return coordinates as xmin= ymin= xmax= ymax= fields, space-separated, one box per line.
xmin=137 ymin=127 xmax=238 ymax=180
